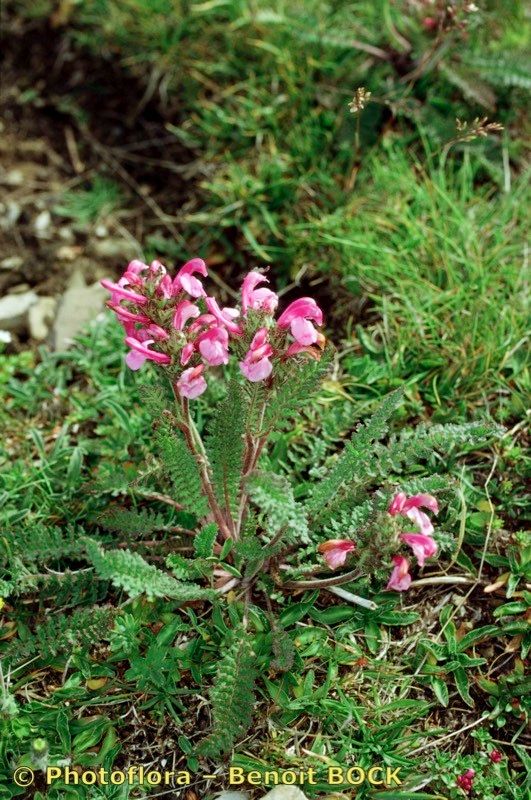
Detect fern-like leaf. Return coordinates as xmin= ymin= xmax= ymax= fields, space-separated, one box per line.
xmin=84 ymin=539 xmax=214 ymax=602
xmin=198 ymin=629 xmax=257 ymax=757
xmin=2 ymin=606 xmax=116 ymax=665
xmin=207 ymin=378 xmax=246 ymax=519
xmin=307 ymin=389 xmax=403 ymax=517
xmin=98 ymin=506 xmax=171 ymax=537
xmin=155 ymin=422 xmax=208 ymax=517
xmin=247 ymin=471 xmax=309 ymax=543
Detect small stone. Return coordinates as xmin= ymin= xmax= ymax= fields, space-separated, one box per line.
xmin=58 ymin=225 xmax=75 ymax=242
xmin=52 ymin=283 xmax=107 ymax=350
xmin=28 ymin=296 xmax=57 ymax=341
xmin=91 ymin=238 xmax=138 ymax=259
xmin=0 ymin=201 xmax=22 ymax=230
xmin=34 ymin=210 xmax=52 ymax=237
xmin=2 ymin=169 xmax=24 ymax=187
xmin=56 ymin=245 xmax=82 ymax=261
xmin=0 ymin=256 xmax=24 ymax=271
xmin=0 ymin=291 xmax=38 ymax=333
xmin=262 ymin=789 xmax=308 ymax=800
xmin=0 ymin=330 xmax=12 ymax=344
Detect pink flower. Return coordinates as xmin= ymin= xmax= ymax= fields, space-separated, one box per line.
xmin=101 ymin=278 xmax=147 ymax=305
xmin=124 ymin=259 xmax=149 ymax=277
xmin=180 ymin=342 xmax=195 ymax=366
xmin=124 ymin=336 xmax=171 ymax=370
xmin=489 ymin=750 xmax=502 ymax=763
xmin=286 ymin=330 xmax=326 ymax=359
xmin=386 ymin=555 xmax=412 ymax=592
xmin=176 ymin=365 xmax=207 ymax=399
xmin=197 ymin=326 xmax=229 ymax=366
xmin=172 ymin=258 xmax=208 ymax=298
xmin=389 ymin=492 xmax=438 ymax=536
xmin=145 ymin=323 xmax=169 ymax=341
xmin=188 ymin=313 xmax=216 ymax=335
xmin=108 ymin=304 xmax=151 ymax=325
xmin=239 ymin=328 xmax=273 ymax=382
xmin=205 ymin=297 xmax=242 ymax=335
xmin=400 ymin=532 xmax=437 ymax=567
xmin=157 ymin=273 xmax=173 ymax=299
xmin=173 ymin=300 xmax=200 ymax=331
xmin=277 ymin=297 xmax=323 ymax=346
xmin=241 ymin=271 xmax=278 ymax=315
xmin=318 ymin=540 xmax=356 ymax=569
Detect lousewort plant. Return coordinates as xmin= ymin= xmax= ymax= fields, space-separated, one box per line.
xmin=93 ymin=257 xmax=497 ymax=755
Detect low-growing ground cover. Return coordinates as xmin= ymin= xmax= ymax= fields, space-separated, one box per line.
xmin=0 ymin=1 xmax=529 ymax=799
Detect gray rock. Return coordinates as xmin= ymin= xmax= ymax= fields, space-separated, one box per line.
xmin=28 ymin=296 xmax=57 ymax=341
xmin=52 ymin=283 xmax=107 ymax=350
xmin=0 ymin=291 xmax=38 ymax=332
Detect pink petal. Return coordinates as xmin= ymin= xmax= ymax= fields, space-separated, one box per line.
xmin=389 ymin=492 xmax=407 ymax=515
xmin=291 ymin=316 xmax=317 ymax=345
xmin=239 ymin=356 xmax=273 ymax=382
xmin=176 ymin=365 xmax=208 ymax=399
xmin=277 ymin=297 xmax=323 ymax=327
xmin=125 ymin=350 xmax=147 ymax=371
xmin=386 ymin=555 xmax=412 ymax=592
xmin=405 ymin=507 xmax=434 ymax=537
xmin=318 ymin=540 xmax=356 ymax=570
xmin=173 ymin=300 xmax=200 ymax=331
xmin=400 ymin=533 xmax=437 ymax=567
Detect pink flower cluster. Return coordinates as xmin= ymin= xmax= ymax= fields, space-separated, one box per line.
xmin=386 ymin=493 xmax=439 ymax=591
xmin=101 ymin=260 xmax=325 ymax=399
xmin=317 ymin=492 xmax=439 ymax=591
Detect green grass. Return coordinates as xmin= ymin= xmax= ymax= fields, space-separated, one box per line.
xmin=293 ymin=146 xmax=530 ymax=419
xmin=1 ymin=319 xmax=529 ymax=799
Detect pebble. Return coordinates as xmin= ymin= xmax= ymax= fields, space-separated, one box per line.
xmin=0 ymin=201 xmax=22 ymax=230
xmin=0 ymin=291 xmax=38 ymax=333
xmin=91 ymin=237 xmax=138 ymax=259
xmin=56 ymin=245 xmax=82 ymax=261
xmin=28 ymin=296 xmax=57 ymax=341
xmin=34 ymin=210 xmax=52 ymax=237
xmin=1 ymin=169 xmax=24 ymax=187
xmin=0 ymin=256 xmax=24 ymax=271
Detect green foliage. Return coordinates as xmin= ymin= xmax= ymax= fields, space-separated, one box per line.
xmin=54 ymin=176 xmax=123 ymax=225
xmin=97 ymin=506 xmax=170 ymax=537
xmin=194 ymin=523 xmax=218 ymax=559
xmin=207 ymin=378 xmax=246 ymax=518
xmin=247 ymin=471 xmax=309 ymax=543
xmin=414 ymin=605 xmax=499 ymax=708
xmin=84 ymin=538 xmax=215 ymax=602
xmin=198 ymin=629 xmax=257 ymax=757
xmin=307 ymin=389 xmax=403 ymax=517
xmin=154 ymin=419 xmax=208 ymax=517
xmin=3 ymin=606 xmax=116 ymax=665
xmin=263 ymin=350 xmax=333 ymax=432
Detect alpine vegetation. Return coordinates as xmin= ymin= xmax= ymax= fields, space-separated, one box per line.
xmin=95 ymin=257 xmax=499 ymax=753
